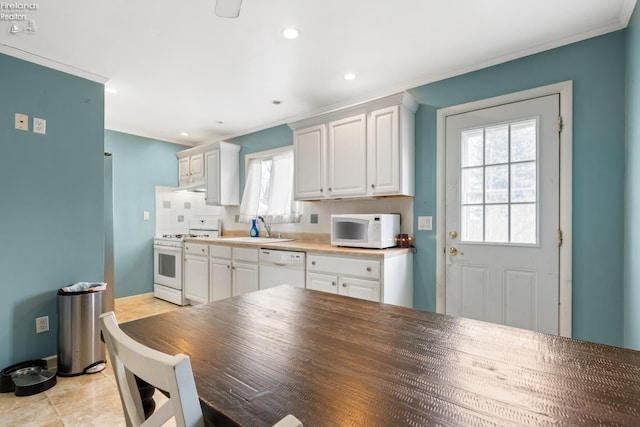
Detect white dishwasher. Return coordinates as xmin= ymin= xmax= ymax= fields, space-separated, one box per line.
xmin=259 ymin=249 xmax=306 ymax=289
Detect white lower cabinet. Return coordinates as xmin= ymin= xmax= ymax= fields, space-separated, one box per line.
xmin=306 ymin=252 xmax=412 ymax=307
xmin=209 ymin=244 xmax=258 ymax=301
xmin=184 ymin=243 xmax=209 ymax=304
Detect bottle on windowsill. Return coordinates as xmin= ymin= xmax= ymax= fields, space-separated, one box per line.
xmin=250 ymin=218 xmax=259 ymax=237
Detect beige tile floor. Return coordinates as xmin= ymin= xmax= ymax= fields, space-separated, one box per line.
xmin=0 ymin=293 xmax=182 ymax=427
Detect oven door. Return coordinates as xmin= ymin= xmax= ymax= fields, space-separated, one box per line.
xmin=153 ymin=245 xmax=183 ymax=290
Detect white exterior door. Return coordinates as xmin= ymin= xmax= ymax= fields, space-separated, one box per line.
xmin=445 ymin=94 xmax=560 ymax=334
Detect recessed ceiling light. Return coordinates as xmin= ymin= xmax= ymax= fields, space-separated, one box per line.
xmin=344 ymin=73 xmax=356 ymax=81
xmin=272 ymin=100 xmax=282 ymax=105
xmin=180 ymin=132 xmax=190 ymax=137
xmin=281 ymin=27 xmax=299 ymax=39
xmin=105 ymin=87 xmax=118 ymax=94
xmin=216 ymin=121 xmax=224 ymax=124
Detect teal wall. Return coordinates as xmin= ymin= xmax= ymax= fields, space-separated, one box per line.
xmin=104 ymin=130 xmax=188 ymax=298
xmin=0 ymin=54 xmax=105 ymax=368
xmin=625 ymin=8 xmax=640 ymax=350
xmin=410 ymin=31 xmax=627 ymax=346
xmin=229 ymin=32 xmax=628 ymax=347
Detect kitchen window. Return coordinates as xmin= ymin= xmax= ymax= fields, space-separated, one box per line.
xmin=239 ymin=147 xmax=301 ymax=224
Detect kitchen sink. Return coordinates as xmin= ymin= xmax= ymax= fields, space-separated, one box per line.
xmin=217 ymin=237 xmax=295 ymax=244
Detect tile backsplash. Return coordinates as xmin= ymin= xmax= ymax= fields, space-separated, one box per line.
xmin=156 ymin=186 xmax=414 ymax=237
xmin=155 ymin=186 xmax=224 ymax=235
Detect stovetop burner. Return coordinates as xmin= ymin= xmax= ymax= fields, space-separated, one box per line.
xmin=159 ymin=233 xmax=214 ymax=239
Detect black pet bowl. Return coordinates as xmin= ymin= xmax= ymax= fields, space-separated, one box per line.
xmin=0 ymin=359 xmax=57 ymax=396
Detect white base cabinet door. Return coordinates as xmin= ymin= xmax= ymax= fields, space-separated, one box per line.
xmin=339 ymin=277 xmax=380 ymax=302
xmin=233 ymin=262 xmax=259 ymax=296
xmin=307 ymin=272 xmax=338 ymax=294
xmin=184 ymin=243 xmax=209 ymax=304
xmin=210 ymin=258 xmax=232 ymax=302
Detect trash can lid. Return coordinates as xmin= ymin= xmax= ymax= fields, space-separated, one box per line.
xmin=58 ymin=282 xmax=107 ymax=295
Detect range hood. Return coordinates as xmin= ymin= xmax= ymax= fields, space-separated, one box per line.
xmin=176 ymin=182 xmax=206 ymax=192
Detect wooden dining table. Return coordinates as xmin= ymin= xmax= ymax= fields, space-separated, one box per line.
xmin=121 ymin=285 xmax=640 ymax=426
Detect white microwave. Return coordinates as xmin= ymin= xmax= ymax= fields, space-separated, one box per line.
xmin=331 ymin=214 xmax=400 ymax=249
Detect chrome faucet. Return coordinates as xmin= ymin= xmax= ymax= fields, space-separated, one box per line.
xmin=258 ymin=216 xmax=271 ymax=238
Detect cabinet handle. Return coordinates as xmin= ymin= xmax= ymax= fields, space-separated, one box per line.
xmin=328 ymin=187 xmax=332 ymax=192
xmin=227 ymin=265 xmax=230 ymax=269
xmin=311 ymin=261 xmax=316 ymax=266
xmin=201 ymin=249 xmax=205 ymax=253
xmin=320 ymin=188 xmax=324 ymax=193
xmin=232 ymin=266 xmax=235 ymax=270
xmin=371 ymin=184 xmax=375 ymax=188
xmin=366 ymin=267 xmax=371 ymax=272
xmin=342 ymin=283 xmax=347 ymax=288
xmin=185 ymin=246 xmax=189 ymax=250
xmin=332 ymin=281 xmax=336 ymax=286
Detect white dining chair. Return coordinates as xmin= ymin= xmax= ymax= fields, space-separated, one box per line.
xmin=100 ymin=311 xmax=303 ymax=427
xmin=100 ymin=311 xmax=204 ymax=427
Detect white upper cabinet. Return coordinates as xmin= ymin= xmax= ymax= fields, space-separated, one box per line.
xmin=176 ymin=141 xmax=240 ymax=206
xmin=368 ymin=105 xmax=415 ymax=196
xmin=293 ymin=124 xmax=326 ymax=199
xmin=327 ymin=113 xmax=367 ymax=198
xmin=289 ymin=92 xmax=417 ymax=200
xmin=205 ymin=142 xmax=240 ymax=206
xmin=178 ymin=153 xmax=204 ymax=186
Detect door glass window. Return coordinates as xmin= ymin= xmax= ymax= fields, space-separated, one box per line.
xmin=460 ymin=119 xmax=537 ymax=244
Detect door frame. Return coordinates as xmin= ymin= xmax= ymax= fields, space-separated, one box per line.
xmin=435 ymin=81 xmax=573 ymax=337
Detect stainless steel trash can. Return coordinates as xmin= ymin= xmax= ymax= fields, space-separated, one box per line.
xmin=57 ymin=288 xmax=106 ymax=376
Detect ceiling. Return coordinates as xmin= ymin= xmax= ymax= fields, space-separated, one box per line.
xmin=0 ymin=0 xmax=635 ymax=147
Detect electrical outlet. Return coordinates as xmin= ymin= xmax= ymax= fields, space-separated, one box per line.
xmin=36 ymin=316 xmax=49 ymax=333
xmin=418 ymin=216 xmax=433 ymax=231
xmin=15 ymin=113 xmax=28 ymax=131
xmin=33 ymin=117 xmax=46 ymax=134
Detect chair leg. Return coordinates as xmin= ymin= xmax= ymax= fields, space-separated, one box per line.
xmin=135 ymin=376 xmax=156 ymax=418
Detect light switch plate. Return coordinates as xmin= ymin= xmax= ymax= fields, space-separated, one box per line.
xmin=143 ymin=211 xmax=150 ymax=221
xmin=418 ymin=216 xmax=433 ymax=231
xmin=15 ymin=113 xmax=28 ymax=131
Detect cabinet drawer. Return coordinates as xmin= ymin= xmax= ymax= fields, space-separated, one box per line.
xmin=307 ymin=254 xmax=380 ymax=279
xmin=184 ymin=243 xmax=209 ymax=256
xmin=233 ymin=247 xmax=259 ymax=263
xmin=209 ymin=244 xmax=232 ymax=259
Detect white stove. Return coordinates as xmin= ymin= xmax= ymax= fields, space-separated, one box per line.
xmin=153 ymin=218 xmax=220 ymax=305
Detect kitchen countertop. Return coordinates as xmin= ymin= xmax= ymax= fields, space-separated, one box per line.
xmin=184 ymin=235 xmax=413 ymax=259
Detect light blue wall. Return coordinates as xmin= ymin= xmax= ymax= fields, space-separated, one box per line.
xmin=625 ymin=8 xmax=640 ymax=350
xmin=228 ymin=32 xmax=627 ymax=347
xmin=410 ymin=31 xmax=627 ymax=346
xmin=0 ymin=53 xmax=104 ymax=368
xmin=104 ymin=130 xmax=188 ymax=298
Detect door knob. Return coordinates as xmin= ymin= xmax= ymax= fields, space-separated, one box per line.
xmin=448 ymin=247 xmax=458 ymax=256
xmin=448 ymin=231 xmax=458 ymax=239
